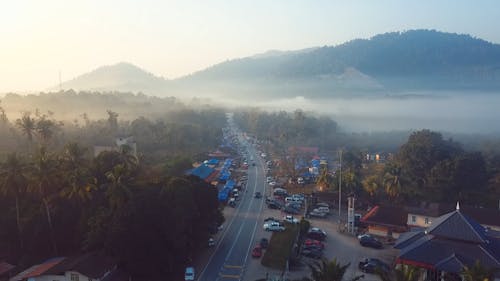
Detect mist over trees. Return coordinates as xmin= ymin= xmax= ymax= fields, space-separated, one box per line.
xmin=0 ymin=92 xmax=225 ymax=280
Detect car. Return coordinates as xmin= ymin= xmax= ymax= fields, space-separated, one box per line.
xmin=292 ymin=194 xmax=305 ymax=201
xmin=254 ymin=191 xmax=262 ymax=198
xmin=252 ymin=245 xmax=262 ymax=258
xmin=208 ymin=237 xmax=215 ymax=247
xmin=304 ymin=239 xmax=325 ymax=249
xmin=301 ymin=249 xmax=323 ymax=259
xmin=284 ymin=206 xmax=300 ymax=215
xmin=285 ymin=196 xmax=301 ymax=203
xmin=269 ymin=181 xmax=277 ymax=186
xmin=264 ymin=222 xmax=285 ymax=232
xmin=184 ymin=267 xmax=195 ymax=281
xmin=313 ymin=207 xmax=330 ymax=214
xmin=264 ymin=217 xmax=279 ymax=222
xmin=358 ymin=258 xmax=391 ymax=273
xmin=260 ymin=238 xmax=269 ymax=249
xmin=302 ymin=244 xmax=323 ymax=252
xmin=357 ymin=233 xmax=372 ymax=240
xmin=268 ymin=202 xmax=281 ymax=209
xmin=228 ymin=198 xmax=236 ymax=207
xmin=359 ymin=236 xmax=383 ymax=249
xmin=283 ymin=215 xmax=300 ymax=224
xmin=309 ymin=211 xmax=327 ymax=218
xmin=286 ymin=202 xmax=302 ymax=209
xmin=310 ymin=227 xmax=327 ymax=236
xmin=315 ymin=202 xmax=330 ymax=208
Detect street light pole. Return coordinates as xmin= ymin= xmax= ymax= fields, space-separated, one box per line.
xmin=338 ymin=149 xmax=342 ymax=218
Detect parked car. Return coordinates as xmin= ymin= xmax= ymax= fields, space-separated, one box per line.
xmin=309 ymin=210 xmax=327 ymax=218
xmin=286 ymin=202 xmax=302 ymax=209
xmin=264 ymin=217 xmax=279 ymax=222
xmin=302 ymin=244 xmax=323 ymax=252
xmin=307 ymin=228 xmax=327 ymax=241
xmin=304 ymin=239 xmax=325 ymax=249
xmin=284 ymin=205 xmax=300 ymax=215
xmin=283 ymin=215 xmax=300 ymax=224
xmin=358 ymin=258 xmax=391 ymax=273
xmin=273 ymin=188 xmax=288 ymax=197
xmin=264 ymin=222 xmax=285 ymax=232
xmin=252 ymin=245 xmax=262 ymax=258
xmin=228 ymin=198 xmax=236 ymax=207
xmin=301 ymin=249 xmax=322 ymax=259
xmin=359 ymin=236 xmax=383 ymax=249
xmin=268 ymin=201 xmax=282 ymax=210
xmin=315 ymin=202 xmax=330 ymax=208
xmin=313 ymin=206 xmax=330 ymax=214
xmin=254 ymin=191 xmax=262 ymax=198
xmin=260 ymin=238 xmax=269 ymax=249
xmin=184 ymin=267 xmax=195 ymax=281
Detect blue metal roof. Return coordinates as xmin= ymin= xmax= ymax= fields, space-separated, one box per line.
xmin=189 ymin=164 xmax=214 ymax=180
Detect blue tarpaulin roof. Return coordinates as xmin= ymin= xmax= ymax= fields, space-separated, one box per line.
xmin=207 ymin=158 xmax=219 ymax=165
xmin=189 ymin=164 xmax=214 ymax=180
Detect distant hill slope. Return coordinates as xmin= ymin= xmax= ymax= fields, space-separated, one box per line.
xmin=53 ymin=62 xmax=168 ymax=94
xmin=183 ymin=30 xmax=500 ymax=92
xmin=54 ymin=30 xmax=500 ymax=97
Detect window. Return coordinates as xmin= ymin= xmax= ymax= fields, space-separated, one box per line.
xmin=411 ymin=215 xmax=416 ymax=223
xmin=70 ymin=273 xmax=79 ymax=281
xmin=425 ymin=217 xmax=430 ymax=225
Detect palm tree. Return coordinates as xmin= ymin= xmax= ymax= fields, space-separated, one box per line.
xmin=60 ymin=142 xmax=96 ymax=204
xmin=36 ymin=115 xmax=57 ymax=145
xmin=0 ymin=153 xmax=27 ymax=248
xmin=362 ymin=175 xmax=380 ymax=198
xmin=16 ymin=112 xmax=36 ymax=152
xmin=383 ymin=167 xmax=402 ymax=199
xmin=462 ymin=260 xmax=499 ymax=281
xmin=105 ymin=164 xmax=133 ymax=210
xmin=30 ymin=146 xmax=60 ymax=254
xmin=306 ymin=258 xmax=364 ymax=281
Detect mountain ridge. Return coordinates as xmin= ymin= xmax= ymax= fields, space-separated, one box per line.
xmin=53 ymin=29 xmax=500 ymax=97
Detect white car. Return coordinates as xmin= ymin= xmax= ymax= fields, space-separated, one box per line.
xmin=184 ymin=267 xmax=195 ymax=281
xmin=283 ymin=215 xmax=299 ymax=224
xmin=264 ymin=221 xmax=285 ymax=232
xmin=208 ymin=238 xmax=215 ymax=247
xmin=269 ymin=181 xmax=277 ymax=186
xmin=313 ymin=206 xmax=330 ymax=214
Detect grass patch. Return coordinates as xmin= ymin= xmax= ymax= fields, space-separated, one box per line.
xmin=261 ymin=222 xmax=299 ymax=270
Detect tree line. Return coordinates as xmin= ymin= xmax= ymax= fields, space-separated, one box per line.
xmin=0 ymin=95 xmax=226 ymax=280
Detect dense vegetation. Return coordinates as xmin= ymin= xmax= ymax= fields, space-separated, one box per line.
xmin=234 ymin=110 xmax=500 ymax=208
xmin=0 ymin=92 xmax=225 ymax=280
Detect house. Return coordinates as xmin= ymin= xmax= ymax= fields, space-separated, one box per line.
xmin=93 ymin=136 xmax=137 ymax=158
xmin=360 ymin=205 xmax=408 ymax=238
xmin=395 ymin=204 xmax=500 ymax=281
xmin=407 ymin=202 xmax=500 ymax=231
xmin=9 ymin=253 xmax=117 ymax=281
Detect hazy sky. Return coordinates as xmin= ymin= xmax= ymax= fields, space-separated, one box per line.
xmin=1 ymin=0 xmax=499 ymax=92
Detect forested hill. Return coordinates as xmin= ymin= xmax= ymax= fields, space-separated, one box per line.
xmin=53 ymin=30 xmax=500 ymax=96
xmin=52 ymin=62 xmax=168 ymax=93
xmin=184 ymin=29 xmax=500 ymax=91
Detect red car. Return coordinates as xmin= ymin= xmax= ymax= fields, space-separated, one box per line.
xmin=304 ymin=239 xmax=325 ymax=249
xmin=252 ymin=245 xmax=262 ymax=258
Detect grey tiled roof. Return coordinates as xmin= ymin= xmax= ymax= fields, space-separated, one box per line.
xmin=427 ymin=210 xmax=487 ymax=243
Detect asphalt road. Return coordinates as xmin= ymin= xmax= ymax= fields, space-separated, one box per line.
xmin=197 ymin=141 xmax=266 ymax=281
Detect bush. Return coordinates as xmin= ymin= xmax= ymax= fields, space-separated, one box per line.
xmin=261 ymin=223 xmax=299 ymax=270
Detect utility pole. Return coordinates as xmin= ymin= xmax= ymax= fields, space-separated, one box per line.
xmin=338 ymin=149 xmax=342 ymax=218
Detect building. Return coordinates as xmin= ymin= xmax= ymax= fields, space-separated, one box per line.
xmin=395 ymin=204 xmax=500 ymax=281
xmin=407 ymin=202 xmax=500 ymax=232
xmin=9 ymin=253 xmax=118 ymax=281
xmin=360 ymin=205 xmax=408 ymax=238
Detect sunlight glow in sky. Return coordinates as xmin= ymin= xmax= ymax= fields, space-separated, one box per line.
xmin=1 ymin=0 xmax=499 ymax=92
